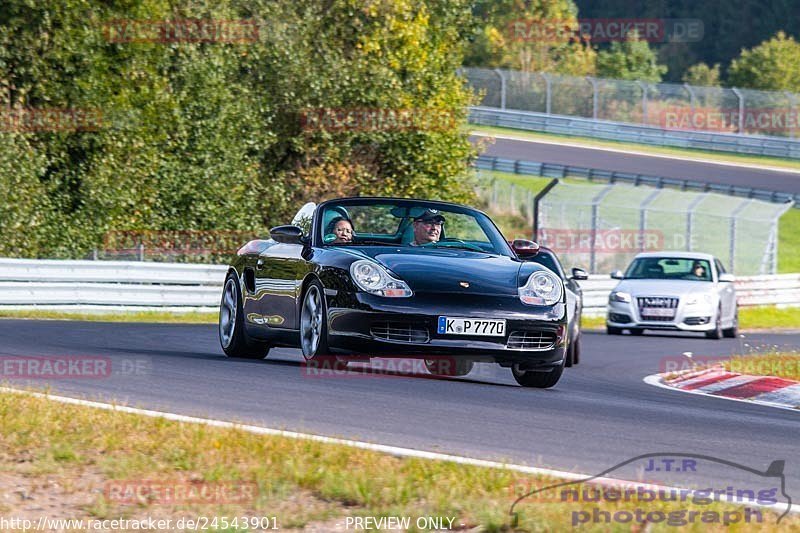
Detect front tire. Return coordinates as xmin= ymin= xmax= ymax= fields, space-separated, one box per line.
xmin=723 ymin=308 xmax=738 ymax=338
xmin=705 ymin=307 xmax=723 ymax=339
xmin=606 ymin=325 xmax=622 ymax=335
xmin=511 ymin=359 xmax=565 ymax=388
xmin=219 ymin=273 xmax=270 ymax=359
xmin=572 ymin=335 xmax=581 ymax=365
xmin=300 ymin=279 xmax=347 ymax=371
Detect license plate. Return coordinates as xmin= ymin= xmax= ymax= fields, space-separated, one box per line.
xmin=641 ymin=307 xmax=675 ymax=318
xmin=437 ymin=317 xmax=506 ymax=336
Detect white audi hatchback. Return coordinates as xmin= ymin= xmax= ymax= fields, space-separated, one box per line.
xmin=606 ymin=252 xmax=737 ymax=339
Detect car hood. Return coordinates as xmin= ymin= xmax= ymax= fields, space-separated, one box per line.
xmin=613 ymin=279 xmax=715 ymax=297
xmin=346 ymin=248 xmax=524 ymax=295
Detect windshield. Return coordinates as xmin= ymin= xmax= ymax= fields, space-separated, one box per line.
xmin=625 ymin=257 xmax=713 ymax=281
xmin=317 ymin=200 xmax=510 ymax=256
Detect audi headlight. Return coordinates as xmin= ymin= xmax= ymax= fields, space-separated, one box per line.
xmin=610 ymin=291 xmax=632 ymax=303
xmin=519 ymin=270 xmax=563 ymax=306
xmin=350 ymin=260 xmax=412 ymax=297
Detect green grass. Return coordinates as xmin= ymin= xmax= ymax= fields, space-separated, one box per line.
xmin=472 ymin=124 xmax=800 ymax=171
xmin=779 ymin=209 xmax=800 ymax=273
xmin=583 ymin=306 xmax=800 ymax=331
xmin=2 ymin=389 xmax=795 ymax=531
xmin=739 ymin=306 xmax=800 ymax=330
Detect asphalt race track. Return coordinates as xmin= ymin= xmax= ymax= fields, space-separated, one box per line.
xmin=472 ymin=134 xmax=800 ymax=196
xmin=2 ymin=319 xmax=799 ymax=499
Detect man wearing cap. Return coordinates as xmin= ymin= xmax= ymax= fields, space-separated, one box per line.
xmin=410 ymin=208 xmax=445 ymax=246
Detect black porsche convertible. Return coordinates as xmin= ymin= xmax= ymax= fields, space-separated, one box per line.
xmin=219 ymin=197 xmax=568 ymax=388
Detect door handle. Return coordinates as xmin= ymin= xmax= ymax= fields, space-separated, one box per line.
xmin=256 ymin=259 xmax=264 ymax=270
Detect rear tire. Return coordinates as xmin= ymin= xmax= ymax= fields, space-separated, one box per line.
xmin=572 ymin=335 xmax=581 ymax=365
xmin=723 ymin=308 xmax=738 ymax=338
xmin=425 ymin=358 xmax=474 ymax=377
xmin=511 ymin=359 xmax=565 ymax=388
xmin=219 ymin=273 xmax=270 ymax=359
xmin=565 ymin=336 xmax=574 ymax=368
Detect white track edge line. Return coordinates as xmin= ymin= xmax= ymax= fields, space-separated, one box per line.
xmin=472 ymin=131 xmax=800 ymax=175
xmin=643 ymin=374 xmax=800 ymax=413
xmin=0 ymin=385 xmax=795 ymax=517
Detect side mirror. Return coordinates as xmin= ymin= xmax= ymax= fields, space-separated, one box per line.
xmin=610 ymin=270 xmax=625 ymax=280
xmin=512 ymin=239 xmax=539 ymax=258
xmin=270 ymin=225 xmax=305 ymax=244
xmin=719 ymin=273 xmax=735 ymax=283
xmin=571 ymin=267 xmax=589 ymax=280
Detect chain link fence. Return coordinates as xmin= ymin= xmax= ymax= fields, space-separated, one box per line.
xmin=463 ymin=68 xmax=800 ymax=138
xmin=477 ymin=173 xmax=793 ymax=275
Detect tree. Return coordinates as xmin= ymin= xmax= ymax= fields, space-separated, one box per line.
xmin=682 ymin=63 xmax=721 ymax=87
xmin=728 ymin=32 xmax=800 ymax=91
xmin=464 ymin=0 xmax=596 ymax=75
xmin=0 ymin=0 xmax=478 ymax=258
xmin=596 ymin=32 xmax=667 ymax=82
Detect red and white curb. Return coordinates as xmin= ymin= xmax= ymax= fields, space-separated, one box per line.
xmin=644 ymin=367 xmax=800 ymax=411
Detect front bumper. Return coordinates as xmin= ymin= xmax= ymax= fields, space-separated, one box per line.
xmin=607 ymin=299 xmax=716 ymax=331
xmin=325 ymin=291 xmax=567 ymax=367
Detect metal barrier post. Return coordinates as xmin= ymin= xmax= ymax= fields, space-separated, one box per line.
xmin=587 ymin=76 xmax=598 ymax=119
xmin=787 ymin=91 xmax=797 ymax=139
xmin=639 ymin=189 xmax=662 ymax=251
xmin=684 ymin=83 xmax=696 ymax=115
xmin=732 ymin=88 xmax=744 ymax=134
xmin=729 ymin=199 xmax=753 ymax=273
xmin=589 ymin=185 xmax=614 ymax=273
xmin=685 ymin=193 xmax=708 ymax=252
xmin=636 ymin=81 xmax=648 ymax=125
xmin=542 ymin=73 xmax=552 ymax=115
xmin=494 ymin=69 xmax=506 ymax=110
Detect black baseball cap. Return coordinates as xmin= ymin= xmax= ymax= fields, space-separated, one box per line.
xmin=413 ymin=208 xmax=445 ymax=224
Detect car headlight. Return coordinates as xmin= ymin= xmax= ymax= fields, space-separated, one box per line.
xmin=350 ymin=260 xmax=412 ymax=297
xmin=686 ymin=294 xmax=713 ymax=305
xmin=610 ymin=291 xmax=632 ymax=303
xmin=519 ymin=271 xmax=563 ymax=306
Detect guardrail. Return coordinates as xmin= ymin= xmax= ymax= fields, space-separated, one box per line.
xmin=0 ymin=259 xmax=227 ymax=312
xmin=1 ymin=259 xmax=798 ymax=318
xmin=578 ymin=274 xmax=800 ymax=316
xmin=469 ymin=106 xmax=800 ymax=160
xmin=475 ymin=154 xmax=800 ymax=207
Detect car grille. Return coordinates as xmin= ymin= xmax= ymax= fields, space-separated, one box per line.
xmin=506 ymin=330 xmax=557 ymax=351
xmin=370 ymin=322 xmax=429 ymax=343
xmin=637 ymin=296 xmax=679 ymax=322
